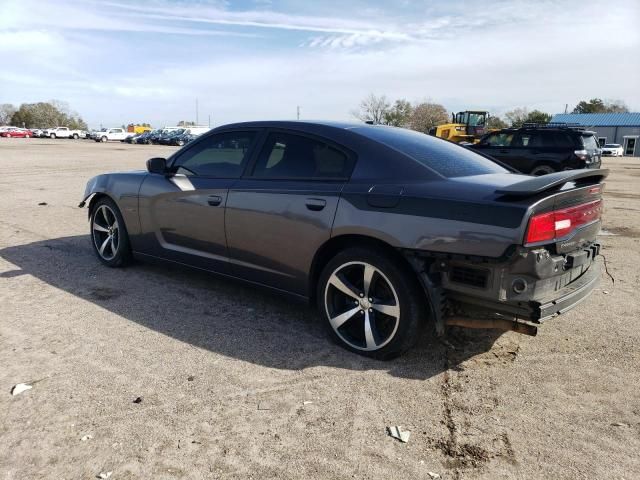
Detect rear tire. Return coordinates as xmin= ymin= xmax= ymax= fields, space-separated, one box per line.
xmin=50 ymin=133 xmax=56 ymax=139
xmin=101 ymin=136 xmax=108 ymax=143
xmin=73 ymin=133 xmax=79 ymax=139
xmin=317 ymin=247 xmax=427 ymax=360
xmin=90 ymin=197 xmax=132 ymax=268
xmin=530 ymin=164 xmax=556 ymax=176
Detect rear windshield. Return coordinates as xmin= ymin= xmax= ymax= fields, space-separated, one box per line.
xmin=604 ymin=144 xmax=620 ymax=148
xmin=354 ymin=126 xmax=507 ymax=178
xmin=581 ymin=134 xmax=599 ymax=150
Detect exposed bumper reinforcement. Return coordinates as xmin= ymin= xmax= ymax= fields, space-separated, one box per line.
xmin=535 ymin=262 xmax=600 ymax=322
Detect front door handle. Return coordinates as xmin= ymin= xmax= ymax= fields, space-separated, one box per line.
xmin=207 ymin=195 xmax=222 ymax=206
xmin=305 ymin=198 xmax=326 ymax=211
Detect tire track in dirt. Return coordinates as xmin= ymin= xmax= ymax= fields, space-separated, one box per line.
xmin=429 ymin=336 xmax=520 ymax=478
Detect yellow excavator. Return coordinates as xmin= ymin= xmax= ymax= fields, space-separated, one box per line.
xmin=429 ymin=111 xmax=490 ymax=144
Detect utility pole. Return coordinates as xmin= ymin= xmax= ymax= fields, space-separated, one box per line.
xmin=564 ymin=103 xmax=568 ymax=114
xmin=297 ymin=106 xmax=300 ymax=120
xmin=208 ymin=114 xmax=211 ymax=128
xmin=195 ymin=98 xmax=199 ymax=125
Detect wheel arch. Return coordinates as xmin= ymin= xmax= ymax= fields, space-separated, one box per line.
xmin=308 ymin=233 xmax=425 ymax=304
xmin=86 ymin=192 xmax=117 ymax=220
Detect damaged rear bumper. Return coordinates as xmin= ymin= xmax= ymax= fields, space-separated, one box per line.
xmin=406 ymin=243 xmax=602 ymax=336
xmin=447 ymin=261 xmax=600 ymax=324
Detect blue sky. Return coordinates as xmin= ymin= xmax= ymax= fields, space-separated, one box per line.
xmin=1 ymin=0 xmax=638 ymax=128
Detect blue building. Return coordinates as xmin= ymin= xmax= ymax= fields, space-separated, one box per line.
xmin=550 ymin=113 xmax=640 ymax=156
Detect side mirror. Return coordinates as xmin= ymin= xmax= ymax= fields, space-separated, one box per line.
xmin=147 ymin=157 xmax=167 ymax=174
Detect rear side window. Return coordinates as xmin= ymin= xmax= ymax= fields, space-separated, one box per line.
xmin=172 ymin=131 xmax=256 ymax=177
xmin=251 ymin=132 xmax=353 ymax=179
xmin=355 ymin=126 xmax=507 ymax=178
xmin=551 ymin=132 xmax=575 ymax=148
xmin=513 ymin=133 xmax=537 ymax=147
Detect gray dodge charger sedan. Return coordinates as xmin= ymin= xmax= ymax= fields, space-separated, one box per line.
xmin=80 ymin=121 xmax=606 ymax=359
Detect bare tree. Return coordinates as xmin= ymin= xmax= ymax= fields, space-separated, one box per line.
xmin=352 ymin=94 xmax=390 ymax=125
xmin=0 ymin=104 xmax=17 ymax=125
xmin=505 ymin=107 xmax=529 ymax=127
xmin=409 ymin=102 xmax=449 ymax=133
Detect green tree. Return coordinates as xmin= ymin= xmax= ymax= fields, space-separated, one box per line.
xmin=573 ymin=98 xmax=629 ymax=114
xmin=383 ymin=99 xmax=413 ymax=127
xmin=486 ymin=115 xmax=507 ymax=129
xmin=10 ymin=101 xmax=87 ymax=129
xmin=525 ymin=110 xmax=552 ymax=124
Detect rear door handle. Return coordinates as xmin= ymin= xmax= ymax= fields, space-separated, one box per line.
xmin=207 ymin=195 xmax=222 ymax=206
xmin=305 ymin=198 xmax=326 ymax=211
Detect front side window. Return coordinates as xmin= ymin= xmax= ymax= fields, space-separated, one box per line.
xmin=251 ymin=132 xmax=352 ymax=179
xmin=172 ymin=131 xmax=257 ymax=177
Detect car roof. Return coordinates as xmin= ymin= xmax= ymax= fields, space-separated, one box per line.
xmin=493 ymin=127 xmax=596 ymax=135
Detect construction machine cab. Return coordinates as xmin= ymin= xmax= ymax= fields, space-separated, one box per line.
xmin=453 ymin=111 xmax=488 ymax=138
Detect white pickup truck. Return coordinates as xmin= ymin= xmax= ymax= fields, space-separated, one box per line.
xmin=44 ymin=127 xmax=82 ymax=139
xmin=94 ymin=127 xmax=130 ymax=142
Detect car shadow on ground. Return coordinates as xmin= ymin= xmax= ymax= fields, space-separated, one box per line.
xmin=0 ymin=235 xmax=505 ymax=380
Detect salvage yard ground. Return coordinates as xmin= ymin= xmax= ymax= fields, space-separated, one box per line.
xmin=1 ymin=139 xmax=639 ymax=479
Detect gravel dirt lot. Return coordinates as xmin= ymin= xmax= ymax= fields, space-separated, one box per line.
xmin=1 ymin=138 xmax=639 ymax=480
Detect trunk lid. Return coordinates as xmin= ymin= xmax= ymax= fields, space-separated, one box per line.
xmin=494 ymin=169 xmax=608 ymax=253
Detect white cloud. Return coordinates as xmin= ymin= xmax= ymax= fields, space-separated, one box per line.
xmin=0 ymin=0 xmax=638 ymax=128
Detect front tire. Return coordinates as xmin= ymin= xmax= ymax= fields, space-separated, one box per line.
xmin=317 ymin=247 xmax=427 ymax=360
xmin=101 ymin=136 xmax=108 ymax=142
xmin=73 ymin=133 xmax=79 ymax=139
xmin=90 ymin=198 xmax=132 ymax=268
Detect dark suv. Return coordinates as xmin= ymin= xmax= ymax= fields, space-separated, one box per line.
xmin=472 ymin=124 xmax=601 ymax=175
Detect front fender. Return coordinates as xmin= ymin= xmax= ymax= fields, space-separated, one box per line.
xmin=78 ymin=174 xmax=109 ymax=208
xmin=78 ymin=172 xmax=148 ymax=236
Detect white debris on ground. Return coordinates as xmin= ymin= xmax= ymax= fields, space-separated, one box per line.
xmin=10 ymin=383 xmax=32 ymax=396
xmin=387 ymin=426 xmax=411 ymax=443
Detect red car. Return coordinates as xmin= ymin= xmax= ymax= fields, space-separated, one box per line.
xmin=1 ymin=128 xmax=34 ymax=138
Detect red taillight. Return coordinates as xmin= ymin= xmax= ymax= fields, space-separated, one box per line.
xmin=525 ymin=199 xmax=602 ymax=244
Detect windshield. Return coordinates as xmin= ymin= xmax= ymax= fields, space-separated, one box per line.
xmin=355 ymin=126 xmax=508 ymax=178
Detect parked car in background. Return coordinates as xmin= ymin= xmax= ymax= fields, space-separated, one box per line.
xmin=79 ymin=121 xmax=607 ymax=359
xmin=472 ymin=124 xmax=601 ymax=175
xmin=134 ymin=131 xmax=157 ymax=144
xmin=601 ymin=143 xmax=623 ymax=156
xmin=148 ymin=128 xmax=179 ymax=144
xmin=31 ymin=129 xmax=43 ymax=137
xmin=43 ymin=127 xmax=82 ymax=139
xmin=123 ymin=133 xmax=141 ymax=144
xmin=168 ymin=132 xmax=198 ymax=146
xmin=158 ymin=129 xmax=187 ymax=145
xmin=94 ymin=128 xmax=130 ymax=142
xmin=0 ymin=128 xmax=34 ymax=138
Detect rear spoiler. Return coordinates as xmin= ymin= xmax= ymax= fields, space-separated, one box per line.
xmin=495 ymin=169 xmax=609 ymax=197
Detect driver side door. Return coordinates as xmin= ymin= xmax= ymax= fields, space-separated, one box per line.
xmin=136 ymin=130 xmax=260 ymax=273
